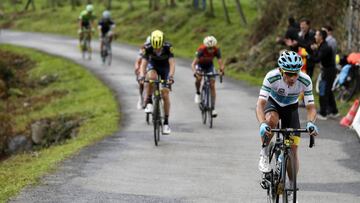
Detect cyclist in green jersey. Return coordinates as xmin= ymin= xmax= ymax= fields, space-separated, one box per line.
xmin=78 ymin=4 xmax=96 ymax=46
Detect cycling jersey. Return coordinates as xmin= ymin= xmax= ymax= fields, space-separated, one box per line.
xmin=79 ymin=10 xmax=96 ymax=28
xmin=196 ymin=44 xmax=221 ymax=68
xmin=259 ymin=68 xmax=314 ymax=107
xmin=142 ymin=42 xmax=174 ymax=68
xmin=98 ymin=19 xmax=115 ymax=35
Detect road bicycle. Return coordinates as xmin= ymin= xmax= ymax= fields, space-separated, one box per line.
xmin=198 ymin=72 xmax=222 ymax=128
xmin=81 ymin=29 xmax=92 ymax=60
xmin=261 ymin=124 xmax=315 ymax=203
xmin=144 ymin=78 xmax=169 ymax=146
xmin=101 ymin=34 xmax=112 ymax=66
xmin=316 ymin=64 xmax=360 ymax=103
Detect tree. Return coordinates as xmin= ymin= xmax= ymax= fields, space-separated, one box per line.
xmin=149 ymin=0 xmax=160 ymax=10
xmin=106 ymin=0 xmax=112 ymax=10
xmin=221 ymin=0 xmax=231 ymax=24
xmin=128 ymin=0 xmax=134 ymax=10
xmin=235 ymin=0 xmax=247 ymax=25
xmin=170 ymin=0 xmax=176 ymax=7
xmin=207 ymin=0 xmax=215 ymax=17
xmin=24 ymin=0 xmax=36 ymax=11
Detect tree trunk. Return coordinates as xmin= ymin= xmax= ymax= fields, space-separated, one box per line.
xmin=24 ymin=0 xmax=36 ymax=11
xmin=208 ymin=0 xmax=215 ymax=16
xmin=221 ymin=0 xmax=231 ymax=24
xmin=170 ymin=0 xmax=176 ymax=7
xmin=235 ymin=0 xmax=247 ymax=25
xmin=128 ymin=0 xmax=134 ymax=10
xmin=107 ymin=0 xmax=111 ymax=10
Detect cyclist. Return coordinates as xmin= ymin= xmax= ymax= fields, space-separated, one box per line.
xmin=78 ymin=4 xmax=96 ymax=47
xmin=255 ymin=51 xmax=318 ymax=186
xmin=139 ymin=30 xmax=175 ymax=134
xmin=98 ymin=10 xmax=115 ymax=58
xmin=191 ymin=36 xmax=224 ymax=117
xmin=134 ymin=36 xmax=150 ymax=110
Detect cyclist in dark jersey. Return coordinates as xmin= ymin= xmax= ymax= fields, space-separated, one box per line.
xmin=191 ymin=36 xmax=224 ymax=117
xmin=139 ymin=30 xmax=175 ymax=134
xmin=134 ymin=36 xmax=150 ymax=110
xmin=98 ymin=10 xmax=115 ymax=57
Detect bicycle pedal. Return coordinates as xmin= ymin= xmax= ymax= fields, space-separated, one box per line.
xmin=260 ymin=180 xmax=269 ymax=190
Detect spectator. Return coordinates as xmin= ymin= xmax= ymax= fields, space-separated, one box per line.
xmin=276 ymin=16 xmax=300 ymax=51
xmin=286 ymin=19 xmax=316 ymax=78
xmin=322 ymin=25 xmax=337 ymax=64
xmin=310 ymin=29 xmax=339 ymax=120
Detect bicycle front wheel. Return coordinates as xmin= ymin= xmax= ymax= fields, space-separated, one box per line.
xmin=201 ymin=88 xmax=207 ymax=124
xmin=153 ymin=98 xmax=160 ymax=146
xmin=281 ymin=152 xmax=297 ymax=203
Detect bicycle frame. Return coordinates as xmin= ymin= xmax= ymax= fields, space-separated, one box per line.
xmin=262 ymin=127 xmax=314 ymax=203
xmin=102 ymin=34 xmax=112 ymax=65
xmin=81 ymin=29 xmax=92 ymax=60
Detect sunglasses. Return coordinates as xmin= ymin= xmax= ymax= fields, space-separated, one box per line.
xmin=282 ymin=71 xmax=299 ymax=77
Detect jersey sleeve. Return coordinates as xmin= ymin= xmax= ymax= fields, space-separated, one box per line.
xmin=259 ymin=72 xmax=272 ymax=101
xmin=216 ymin=48 xmax=222 ymax=59
xmin=303 ymin=79 xmax=315 ymax=106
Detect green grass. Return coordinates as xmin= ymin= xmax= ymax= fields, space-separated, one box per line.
xmin=0 ymin=0 xmax=261 ymax=84
xmin=0 ymin=45 xmax=119 ymax=202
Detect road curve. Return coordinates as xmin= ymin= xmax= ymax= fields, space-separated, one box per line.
xmin=1 ymin=30 xmax=359 ymax=203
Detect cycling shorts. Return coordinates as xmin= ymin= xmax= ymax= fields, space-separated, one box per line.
xmin=264 ymin=97 xmax=301 ymax=145
xmin=146 ymin=63 xmax=171 ymax=89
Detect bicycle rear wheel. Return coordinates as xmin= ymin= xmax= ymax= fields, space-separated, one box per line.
xmin=281 ymin=152 xmax=297 ymax=203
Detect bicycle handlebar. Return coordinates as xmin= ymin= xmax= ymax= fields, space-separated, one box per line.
xmin=197 ymin=72 xmax=223 ymax=83
xmin=263 ymin=127 xmax=315 ymax=148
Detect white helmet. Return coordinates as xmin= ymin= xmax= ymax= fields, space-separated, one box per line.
xmin=86 ymin=4 xmax=94 ymax=12
xmin=102 ymin=10 xmax=111 ymax=19
xmin=203 ymin=36 xmax=217 ymax=47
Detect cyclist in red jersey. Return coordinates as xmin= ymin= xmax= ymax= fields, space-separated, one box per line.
xmin=191 ymin=36 xmax=224 ymax=117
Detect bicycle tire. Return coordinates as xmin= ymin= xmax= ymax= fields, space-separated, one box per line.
xmin=201 ymin=88 xmax=207 ymax=124
xmin=208 ymin=93 xmax=213 ymax=128
xmin=282 ymin=152 xmax=297 ymax=203
xmin=153 ymin=98 xmax=160 ymax=146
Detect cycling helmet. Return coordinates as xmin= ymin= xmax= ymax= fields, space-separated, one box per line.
xmin=86 ymin=4 xmax=94 ymax=12
xmin=102 ymin=10 xmax=111 ymax=19
xmin=278 ymin=50 xmax=303 ymax=72
xmin=203 ymin=36 xmax=217 ymax=47
xmin=150 ymin=30 xmax=164 ymax=49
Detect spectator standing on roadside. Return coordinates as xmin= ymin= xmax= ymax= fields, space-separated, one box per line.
xmin=277 ymin=16 xmax=300 ymax=52
xmin=310 ymin=30 xmax=339 ymax=120
xmin=322 ymin=25 xmax=337 ymax=64
xmin=285 ymin=19 xmax=316 ymax=78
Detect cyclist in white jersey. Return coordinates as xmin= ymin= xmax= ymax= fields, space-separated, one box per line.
xmin=255 ymin=51 xmax=319 ymax=181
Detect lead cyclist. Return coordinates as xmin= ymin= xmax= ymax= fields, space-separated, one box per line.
xmin=255 ymin=50 xmax=319 ymax=190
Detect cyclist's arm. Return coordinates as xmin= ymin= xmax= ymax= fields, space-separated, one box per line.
xmin=169 ymin=57 xmax=175 ymax=78
xmin=139 ymin=58 xmax=148 ymax=78
xmin=217 ymin=58 xmax=225 ymax=73
xmin=191 ymin=57 xmax=198 ymax=73
xmin=134 ymin=56 xmax=141 ymax=75
xmin=306 ymin=104 xmax=317 ymax=123
xmin=256 ymin=98 xmax=267 ymax=124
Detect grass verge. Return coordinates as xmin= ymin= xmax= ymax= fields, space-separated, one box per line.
xmin=0 ymin=44 xmax=119 ymax=202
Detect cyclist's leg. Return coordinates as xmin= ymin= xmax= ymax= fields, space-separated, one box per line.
xmin=195 ymin=65 xmax=203 ymax=94
xmin=144 ymin=64 xmax=157 ymax=106
xmin=108 ymin=31 xmax=113 ymax=43
xmin=208 ymin=65 xmax=216 ymax=109
xmin=280 ymin=103 xmax=300 ymax=182
xmin=159 ymin=65 xmax=171 ymax=125
xmin=78 ymin=28 xmax=83 ymax=44
xmin=263 ymin=97 xmax=281 ymax=143
xmin=100 ymin=33 xmax=105 ymax=55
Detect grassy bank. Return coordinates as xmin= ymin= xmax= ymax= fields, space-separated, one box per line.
xmin=0 ymin=45 xmax=119 ymax=202
xmin=0 ymin=0 xmax=262 ymax=84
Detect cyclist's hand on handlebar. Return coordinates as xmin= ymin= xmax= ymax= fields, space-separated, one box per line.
xmin=259 ymin=122 xmax=271 ymax=137
xmin=168 ymin=76 xmax=174 ymax=84
xmin=220 ymin=69 xmax=225 ymax=76
xmin=306 ymin=121 xmax=319 ymax=136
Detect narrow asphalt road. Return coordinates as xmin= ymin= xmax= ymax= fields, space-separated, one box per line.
xmin=1 ymin=30 xmax=359 ymax=203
